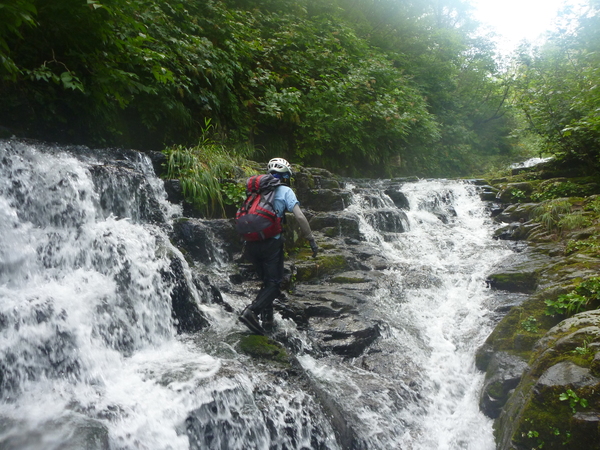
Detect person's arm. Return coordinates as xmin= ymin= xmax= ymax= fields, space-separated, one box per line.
xmin=292 ymin=204 xmax=318 ymax=257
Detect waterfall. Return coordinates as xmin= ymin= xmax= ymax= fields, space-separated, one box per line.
xmin=0 ymin=140 xmax=511 ymax=449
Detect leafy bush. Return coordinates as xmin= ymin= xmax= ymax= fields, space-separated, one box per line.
xmin=163 ymin=120 xmax=254 ymax=217
xmin=0 ymin=0 xmax=517 ymax=177
xmin=565 ymin=237 xmax=600 ymax=255
xmin=531 ymin=181 xmax=592 ymax=201
xmin=545 ymin=277 xmax=600 ymax=317
xmin=512 ymin=1 xmax=600 ymax=171
xmin=521 ymin=316 xmax=539 ymax=333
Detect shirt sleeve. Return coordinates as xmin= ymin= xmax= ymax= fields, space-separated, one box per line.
xmin=282 ymin=186 xmax=299 ymax=212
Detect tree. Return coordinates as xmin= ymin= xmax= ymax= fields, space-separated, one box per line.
xmin=511 ymin=0 xmax=600 ymax=169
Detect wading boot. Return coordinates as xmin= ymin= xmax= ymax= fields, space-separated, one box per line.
xmin=239 ymin=307 xmax=265 ymax=335
xmin=261 ymin=307 xmax=274 ymax=333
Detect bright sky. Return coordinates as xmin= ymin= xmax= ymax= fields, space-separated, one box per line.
xmin=469 ymin=0 xmax=581 ymax=55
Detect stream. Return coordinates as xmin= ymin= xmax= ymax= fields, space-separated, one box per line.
xmin=0 ymin=140 xmax=512 ymax=449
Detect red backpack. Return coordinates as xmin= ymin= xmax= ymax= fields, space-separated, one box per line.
xmin=235 ymin=174 xmax=283 ymax=241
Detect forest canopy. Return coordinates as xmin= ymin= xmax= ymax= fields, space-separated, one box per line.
xmin=0 ymin=0 xmax=598 ymax=177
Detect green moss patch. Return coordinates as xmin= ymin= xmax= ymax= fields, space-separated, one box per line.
xmin=295 ymin=254 xmax=349 ymax=282
xmin=488 ymin=272 xmax=539 ymax=293
xmin=238 ymin=335 xmax=290 ymax=364
xmin=330 ymin=275 xmax=367 ymax=284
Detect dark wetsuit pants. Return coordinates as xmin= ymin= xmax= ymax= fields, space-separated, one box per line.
xmin=244 ymin=237 xmax=284 ymax=317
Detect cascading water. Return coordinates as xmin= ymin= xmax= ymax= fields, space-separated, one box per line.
xmin=0 ymin=140 xmax=512 ymax=449
xmin=297 ymin=179 xmax=513 ymax=450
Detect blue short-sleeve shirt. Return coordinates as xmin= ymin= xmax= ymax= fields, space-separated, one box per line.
xmin=273 ymin=185 xmax=299 ymax=218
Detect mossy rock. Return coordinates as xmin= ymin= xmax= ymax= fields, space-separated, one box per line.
xmin=508 ymin=361 xmax=600 ymax=450
xmin=330 ymin=276 xmax=367 ymax=284
xmin=497 ymin=182 xmax=536 ymax=203
xmin=487 ymin=272 xmax=539 ymax=293
xmin=295 ymin=254 xmax=349 ymax=282
xmin=238 ymin=335 xmax=290 ymax=364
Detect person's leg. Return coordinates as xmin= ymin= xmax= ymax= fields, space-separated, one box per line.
xmin=239 ymin=241 xmax=267 ymax=334
xmin=250 ymin=237 xmax=284 ymax=314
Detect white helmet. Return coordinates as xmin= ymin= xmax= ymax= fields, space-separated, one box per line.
xmin=267 ymin=158 xmax=293 ymax=176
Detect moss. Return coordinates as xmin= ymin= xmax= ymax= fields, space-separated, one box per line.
xmin=507 ymin=368 xmax=600 ymax=450
xmin=512 ymin=391 xmax=574 ymax=449
xmin=488 ymin=272 xmax=538 ymax=293
xmin=330 ymin=276 xmax=366 ymax=284
xmin=295 ymin=254 xmax=349 ymax=282
xmin=487 ymin=380 xmax=506 ymax=399
xmin=319 ymin=242 xmax=336 ymax=250
xmin=238 ymin=335 xmax=290 ymax=364
xmin=484 ymin=293 xmax=562 ymax=358
xmin=322 ymin=227 xmax=338 ymax=237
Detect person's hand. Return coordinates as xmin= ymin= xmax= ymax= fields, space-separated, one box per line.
xmin=309 ymin=239 xmax=318 ymax=258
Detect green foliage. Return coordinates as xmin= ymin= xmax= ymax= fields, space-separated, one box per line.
xmin=584 ymin=196 xmax=600 ymax=213
xmin=532 ymin=199 xmax=573 ymax=232
xmin=521 ymin=316 xmax=539 ymax=333
xmin=511 ymin=0 xmax=600 ymax=170
xmin=221 ymin=181 xmax=247 ymax=207
xmin=531 ymin=181 xmax=592 ymax=201
xmin=565 ymin=236 xmax=600 ymax=255
xmin=0 ymin=0 xmax=517 ymax=176
xmin=0 ymin=0 xmax=36 ymax=78
xmin=571 ymin=338 xmax=594 ymax=356
xmin=162 ymin=120 xmax=253 ymax=217
xmin=559 ymin=389 xmax=588 ymax=414
xmin=545 ymin=277 xmax=600 ymax=317
xmin=510 ymin=189 xmax=527 ymax=202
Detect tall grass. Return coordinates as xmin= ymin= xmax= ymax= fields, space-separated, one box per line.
xmin=163 ymin=120 xmax=256 ymax=217
xmin=533 ymin=199 xmax=590 ymax=235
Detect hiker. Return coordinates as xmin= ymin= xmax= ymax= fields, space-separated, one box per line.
xmin=237 ymin=157 xmax=318 ymax=334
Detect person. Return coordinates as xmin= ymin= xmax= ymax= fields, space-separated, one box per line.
xmin=239 ymin=157 xmax=318 ymax=334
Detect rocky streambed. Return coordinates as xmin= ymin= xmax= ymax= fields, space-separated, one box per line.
xmin=160 ymin=158 xmax=503 ymax=449
xmin=10 ymin=138 xmax=596 ymax=449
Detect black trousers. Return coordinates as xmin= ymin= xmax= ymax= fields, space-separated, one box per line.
xmin=244 ymin=237 xmax=284 ymax=315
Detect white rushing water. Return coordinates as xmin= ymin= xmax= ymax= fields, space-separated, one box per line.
xmin=0 ymin=140 xmax=512 ymax=449
xmin=297 ymin=180 xmax=512 ymax=449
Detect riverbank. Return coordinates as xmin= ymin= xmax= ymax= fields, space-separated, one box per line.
xmin=476 ymin=158 xmax=600 ymax=449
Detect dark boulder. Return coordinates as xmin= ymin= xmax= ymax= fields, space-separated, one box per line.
xmin=162 ymin=257 xmax=209 ymax=333
xmin=384 ymin=188 xmax=410 ymax=210
xmin=302 ymin=189 xmax=352 ymax=211
xmin=309 ymin=212 xmax=362 ymax=240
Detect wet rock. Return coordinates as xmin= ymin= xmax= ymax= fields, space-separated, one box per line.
xmin=309 ymin=212 xmax=362 ymax=240
xmin=238 ymin=335 xmax=290 ymax=364
xmin=497 ymin=182 xmax=535 ymax=203
xmin=171 ymin=218 xmax=242 ymax=263
xmin=311 ymin=315 xmax=381 ymax=357
xmin=384 ymin=188 xmax=410 ymax=209
xmin=478 ymin=350 xmax=528 ymax=419
xmin=302 ymin=189 xmax=352 ymax=211
xmin=477 ymin=185 xmax=500 ymax=201
xmin=536 ymin=361 xmax=597 ymax=391
xmin=294 ymin=254 xmax=351 ymax=282
xmin=162 ymin=257 xmax=209 ymax=334
xmin=364 ymin=208 xmax=408 ymax=233
xmin=290 ymin=282 xmax=373 ymax=317
xmin=494 ymin=203 xmax=538 ymax=224
xmin=487 ymin=271 xmax=539 ymax=293
xmin=294 ymin=167 xmax=342 ymax=196
xmin=486 ymin=250 xmax=553 ymax=293
xmin=493 ymin=222 xmax=541 ymax=241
